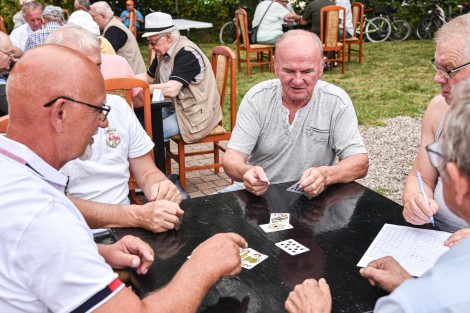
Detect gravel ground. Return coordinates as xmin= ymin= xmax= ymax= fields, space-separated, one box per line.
xmin=357 ymin=116 xmax=422 ymax=205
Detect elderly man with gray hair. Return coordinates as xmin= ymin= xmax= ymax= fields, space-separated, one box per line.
xmin=135 ymin=12 xmax=221 ymax=144
xmin=24 ymin=5 xmax=65 ymax=51
xmin=89 ymin=1 xmax=145 ymax=74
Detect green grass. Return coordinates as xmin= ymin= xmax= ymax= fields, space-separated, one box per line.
xmin=139 ymin=39 xmax=439 ymax=128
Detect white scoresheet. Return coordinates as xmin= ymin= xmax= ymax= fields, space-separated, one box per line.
xmin=357 ymin=224 xmax=451 ymax=277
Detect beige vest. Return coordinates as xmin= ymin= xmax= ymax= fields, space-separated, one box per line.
xmin=103 ymin=17 xmax=146 ymax=74
xmin=155 ymin=37 xmax=221 ymax=143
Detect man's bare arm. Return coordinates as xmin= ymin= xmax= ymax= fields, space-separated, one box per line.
xmin=402 ymin=95 xmax=447 ymax=224
xmin=222 ymin=148 xmax=252 ymax=182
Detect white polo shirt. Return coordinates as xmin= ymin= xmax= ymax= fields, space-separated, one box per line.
xmin=60 ymin=94 xmax=154 ymax=205
xmin=0 ymin=135 xmax=123 ymax=312
xmin=9 ymin=23 xmax=34 ymax=51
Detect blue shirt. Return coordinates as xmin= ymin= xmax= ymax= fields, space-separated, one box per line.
xmin=375 ymin=236 xmax=470 ymax=312
xmin=120 ymin=9 xmax=144 ymax=31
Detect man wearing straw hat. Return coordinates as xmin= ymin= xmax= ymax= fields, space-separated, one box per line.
xmin=135 ymin=12 xmax=221 ymax=143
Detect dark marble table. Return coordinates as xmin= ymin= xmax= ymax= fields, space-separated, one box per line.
xmin=112 ymin=181 xmax=406 ymax=313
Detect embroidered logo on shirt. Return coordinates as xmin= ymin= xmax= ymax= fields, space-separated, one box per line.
xmin=105 ymin=127 xmax=121 ymax=148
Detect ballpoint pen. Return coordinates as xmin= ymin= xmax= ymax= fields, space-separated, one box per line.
xmin=417 ymin=171 xmax=435 ymax=227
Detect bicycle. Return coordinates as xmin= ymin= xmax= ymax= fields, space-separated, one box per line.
xmin=363 ymin=3 xmax=411 ymax=42
xmin=219 ymin=6 xmax=243 ymax=44
xmin=363 ymin=8 xmax=391 ymax=42
xmin=415 ymin=0 xmax=448 ymax=40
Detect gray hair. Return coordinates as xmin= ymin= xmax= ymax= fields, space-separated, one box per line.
xmin=435 ymin=13 xmax=470 ymax=60
xmin=275 ymin=30 xmax=324 ymax=68
xmin=441 ymin=80 xmax=470 ymax=179
xmin=45 ymin=24 xmax=100 ymax=56
xmin=76 ymin=0 xmax=90 ymax=11
xmin=90 ymin=1 xmax=114 ymax=18
xmin=22 ymin=1 xmax=43 ymax=15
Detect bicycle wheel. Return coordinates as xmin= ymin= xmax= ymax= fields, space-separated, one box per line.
xmin=365 ymin=16 xmax=391 ymax=42
xmin=389 ymin=19 xmax=411 ymax=41
xmin=219 ymin=21 xmax=237 ymax=44
xmin=415 ymin=17 xmax=442 ymax=40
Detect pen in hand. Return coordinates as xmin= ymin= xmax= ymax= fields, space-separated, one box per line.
xmin=417 ymin=172 xmax=435 ymax=227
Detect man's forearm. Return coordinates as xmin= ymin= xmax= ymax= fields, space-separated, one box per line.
xmin=142 ymin=259 xmax=219 ymax=313
xmin=318 ymin=154 xmax=368 ymax=186
xmin=71 ymin=196 xmax=141 ymax=229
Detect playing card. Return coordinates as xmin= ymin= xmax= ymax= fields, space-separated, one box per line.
xmin=286 ymin=181 xmax=303 ymax=194
xmin=260 ymin=222 xmax=293 ymax=233
xmin=275 ymin=239 xmax=310 ymax=256
xmin=240 ymin=248 xmax=268 ymax=269
xmin=270 ymin=213 xmax=290 ymax=225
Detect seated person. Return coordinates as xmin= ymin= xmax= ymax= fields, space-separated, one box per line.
xmin=402 ymin=14 xmax=470 ymax=237
xmin=9 ymin=1 xmax=44 ymax=51
xmin=253 ymin=0 xmax=300 ymax=44
xmin=24 ymin=5 xmax=65 ymax=51
xmin=12 ymin=0 xmax=34 ymax=29
xmin=135 ymin=12 xmax=222 ymax=144
xmin=285 ymin=79 xmax=470 ymax=313
xmin=297 ymin=0 xmax=333 ymax=37
xmin=120 ymin=0 xmax=144 ymax=31
xmin=222 ymin=30 xmax=368 ymax=197
xmin=0 ymin=45 xmax=247 ymax=312
xmin=0 ymin=32 xmax=16 ymax=117
xmin=45 ymin=26 xmax=184 ymax=233
xmin=336 ymin=0 xmax=354 ymax=38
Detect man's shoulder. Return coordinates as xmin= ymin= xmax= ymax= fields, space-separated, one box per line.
xmin=247 ymin=79 xmax=281 ymax=97
xmin=10 ymin=23 xmax=28 ymax=36
xmin=316 ymin=80 xmax=350 ymax=99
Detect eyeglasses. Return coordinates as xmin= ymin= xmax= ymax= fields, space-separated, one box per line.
xmin=43 ymin=96 xmax=111 ymax=122
xmin=0 ymin=49 xmax=15 ymax=59
xmin=431 ymin=58 xmax=470 ymax=79
xmin=426 ymin=142 xmax=444 ymax=169
xmin=146 ymin=34 xmax=166 ymax=47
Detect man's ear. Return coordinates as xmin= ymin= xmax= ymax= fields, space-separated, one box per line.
xmin=49 ymin=99 xmax=67 ymax=133
xmin=446 ymin=162 xmax=470 ymax=206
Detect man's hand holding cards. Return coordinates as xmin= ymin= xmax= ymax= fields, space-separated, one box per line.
xmin=259 ymin=213 xmax=293 ymax=233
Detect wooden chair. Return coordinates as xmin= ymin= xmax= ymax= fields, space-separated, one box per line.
xmin=0 ymin=115 xmax=8 ymax=133
xmin=320 ymin=5 xmax=347 ymax=74
xmin=346 ymin=2 xmax=365 ymax=64
xmin=165 ymin=46 xmax=237 ymax=189
xmin=235 ymin=8 xmax=274 ymax=76
xmin=128 ymin=8 xmax=137 ymax=38
xmin=62 ymin=9 xmax=70 ymax=21
xmin=104 ymin=77 xmax=152 ymax=204
xmin=0 ymin=15 xmax=7 ymax=34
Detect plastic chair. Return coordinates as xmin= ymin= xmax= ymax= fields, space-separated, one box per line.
xmin=0 ymin=15 xmax=7 ymax=34
xmin=165 ymin=46 xmax=237 ymax=189
xmin=235 ymin=8 xmax=274 ymax=76
xmin=346 ymin=2 xmax=364 ymax=64
xmin=320 ymin=5 xmax=347 ymax=74
xmin=104 ymin=77 xmax=152 ymax=204
xmin=0 ymin=115 xmax=8 ymax=133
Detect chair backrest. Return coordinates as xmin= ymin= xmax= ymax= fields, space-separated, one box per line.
xmin=104 ymin=77 xmax=152 ymax=141
xmin=128 ymin=8 xmax=137 ymax=38
xmin=235 ymin=8 xmax=250 ymax=48
xmin=351 ymin=2 xmax=365 ymax=40
xmin=0 ymin=15 xmax=7 ymax=34
xmin=320 ymin=5 xmax=346 ymax=48
xmin=62 ymin=9 xmax=70 ymax=21
xmin=0 ymin=115 xmax=8 ymax=133
xmin=211 ymin=46 xmax=237 ymax=131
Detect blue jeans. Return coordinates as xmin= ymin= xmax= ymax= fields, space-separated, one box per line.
xmin=162 ymin=107 xmax=180 ymax=141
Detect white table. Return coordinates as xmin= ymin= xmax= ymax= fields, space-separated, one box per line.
xmin=173 ymin=19 xmax=213 ymax=44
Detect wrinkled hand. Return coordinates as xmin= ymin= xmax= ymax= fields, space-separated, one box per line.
xmin=285 ymin=278 xmax=332 ymax=313
xmin=148 ymin=179 xmax=182 ymax=204
xmin=444 ymin=228 xmax=470 ymax=248
xmin=299 ymin=168 xmax=326 ymax=197
xmin=137 ymin=200 xmax=184 ymax=233
xmin=359 ymin=256 xmax=413 ymax=292
xmin=100 ymin=235 xmax=154 ymax=275
xmin=190 ymin=233 xmax=247 ymax=279
xmin=243 ymin=166 xmax=270 ymax=196
xmin=403 ymin=192 xmax=438 ymax=225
